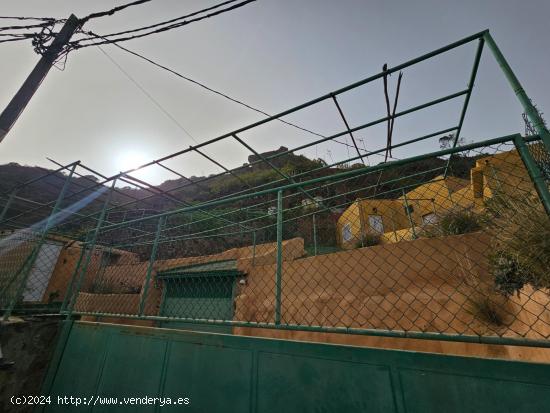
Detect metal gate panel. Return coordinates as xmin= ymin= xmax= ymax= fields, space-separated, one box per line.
xmin=40 ymin=321 xmax=550 ymax=413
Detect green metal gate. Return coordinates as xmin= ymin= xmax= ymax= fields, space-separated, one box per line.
xmin=39 ymin=321 xmax=550 ymax=413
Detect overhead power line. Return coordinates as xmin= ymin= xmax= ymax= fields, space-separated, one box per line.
xmin=96 ymin=44 xmax=199 ymax=145
xmin=86 ymin=0 xmax=240 ymax=39
xmin=0 ymin=36 xmax=32 ymax=44
xmin=88 ymin=32 xmax=396 ymax=162
xmin=0 ymin=16 xmax=56 ymax=21
xmin=0 ymin=21 xmax=56 ymax=32
xmin=0 ymin=22 xmax=59 ymax=48
xmin=70 ymin=0 xmax=257 ymax=49
xmin=80 ymin=0 xmax=154 ymax=24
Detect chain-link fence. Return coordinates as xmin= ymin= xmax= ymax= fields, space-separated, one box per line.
xmin=32 ymin=135 xmax=548 ymax=346
xmin=1 ymin=30 xmax=550 ymax=348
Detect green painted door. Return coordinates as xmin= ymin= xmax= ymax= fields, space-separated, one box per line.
xmin=160 ymin=275 xmax=234 ymax=333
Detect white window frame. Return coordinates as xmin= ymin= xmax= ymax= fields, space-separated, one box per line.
xmin=368 ymin=215 xmax=384 ymax=234
xmin=342 ymin=223 xmax=353 ymax=242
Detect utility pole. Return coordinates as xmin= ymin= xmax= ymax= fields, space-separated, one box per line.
xmin=0 ymin=14 xmax=80 ymax=143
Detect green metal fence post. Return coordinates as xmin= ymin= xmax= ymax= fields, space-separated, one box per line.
xmin=0 ymin=190 xmax=17 ymax=225
xmin=42 ymin=162 xmax=79 ymax=232
xmin=60 ymin=237 xmax=88 ymax=312
xmin=312 ymin=213 xmax=318 ymax=256
xmin=275 ymin=190 xmax=283 ymax=325
xmin=402 ymin=189 xmax=417 ymax=239
xmin=3 ymin=162 xmax=78 ymax=321
xmin=484 ymin=32 xmax=550 ymax=152
xmin=94 ymin=246 xmax=113 ymax=292
xmin=513 ymin=135 xmax=550 ymax=216
xmin=139 ymin=215 xmax=166 ymax=316
xmin=444 ymin=37 xmax=485 ymax=178
xmin=65 ymin=178 xmax=118 ymax=318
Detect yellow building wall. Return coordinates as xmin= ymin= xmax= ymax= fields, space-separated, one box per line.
xmin=475 ymin=149 xmax=534 ymax=201
xmin=335 ymin=201 xmax=361 ymax=248
xmin=399 ymin=175 xmax=471 ymax=215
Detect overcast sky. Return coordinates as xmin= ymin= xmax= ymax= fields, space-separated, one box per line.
xmin=1 ymin=0 xmax=549 ymax=184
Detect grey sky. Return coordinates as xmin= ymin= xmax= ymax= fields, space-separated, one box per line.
xmin=1 ymin=0 xmax=549 ymax=184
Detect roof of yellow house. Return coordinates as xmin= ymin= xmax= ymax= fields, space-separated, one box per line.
xmin=475 ymin=148 xmax=522 ymax=168
xmin=398 ymin=175 xmax=469 ymax=200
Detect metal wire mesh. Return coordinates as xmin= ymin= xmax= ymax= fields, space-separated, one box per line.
xmin=18 ymin=136 xmax=544 ymax=346
xmin=1 ymin=30 xmax=549 ymax=349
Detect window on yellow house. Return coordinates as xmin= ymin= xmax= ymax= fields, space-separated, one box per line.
xmin=368 ymin=215 xmax=384 ymax=234
xmin=342 ymin=223 xmax=352 ymax=242
xmin=422 ymin=213 xmax=438 ymax=225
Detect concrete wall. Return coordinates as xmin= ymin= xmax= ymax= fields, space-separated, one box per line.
xmin=234 ymin=231 xmax=550 ymax=341
xmin=41 ymin=244 xmax=140 ymax=303
xmin=235 ymin=232 xmax=493 ymax=328
xmin=234 ymin=230 xmax=550 ymax=361
xmin=232 ymin=327 xmax=550 ymax=363
xmin=74 ymin=293 xmax=141 ymax=315
xmin=154 ymin=238 xmax=304 ymax=272
xmin=71 ymin=238 xmax=306 ymax=318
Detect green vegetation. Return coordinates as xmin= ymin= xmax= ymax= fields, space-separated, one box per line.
xmin=420 ymin=209 xmax=482 ymax=237
xmin=485 ymin=194 xmax=550 ymax=297
xmin=355 ymin=234 xmax=381 ymax=248
xmin=457 ymin=253 xmax=508 ymax=327
xmin=467 ymin=296 xmax=506 ymax=326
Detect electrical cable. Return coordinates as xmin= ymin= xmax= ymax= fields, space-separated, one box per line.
xmin=84 ymin=0 xmax=239 ymax=38
xmin=96 ymin=44 xmax=199 ymax=145
xmin=79 ymin=0 xmax=154 ymax=24
xmin=88 ymin=33 xmax=398 ymax=162
xmin=0 ymin=16 xmax=56 ymax=21
xmin=70 ymin=0 xmax=257 ymax=49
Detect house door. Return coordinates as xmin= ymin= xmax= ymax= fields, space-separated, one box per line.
xmin=23 ymin=242 xmax=63 ymax=302
xmin=368 ymin=215 xmax=384 ymax=234
xmin=160 ymin=276 xmax=235 ymax=333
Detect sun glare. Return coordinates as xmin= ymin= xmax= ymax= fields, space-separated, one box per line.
xmin=116 ymin=150 xmax=148 ymax=172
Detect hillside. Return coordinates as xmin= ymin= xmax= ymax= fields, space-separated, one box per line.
xmin=0 ymin=149 xmax=477 ymax=236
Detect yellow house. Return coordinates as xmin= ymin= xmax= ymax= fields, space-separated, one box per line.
xmin=336 ymin=147 xmax=536 ymax=248
xmin=336 ymin=175 xmax=470 ymax=248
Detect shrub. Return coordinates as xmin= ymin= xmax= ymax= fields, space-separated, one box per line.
xmin=457 ymin=253 xmax=508 ymax=327
xmin=485 ymin=193 xmax=550 ymax=296
xmin=439 ymin=210 xmax=481 ymax=235
xmin=490 ymin=251 xmax=529 ymax=297
xmin=467 ymin=296 xmax=505 ymax=326
xmin=355 ymin=234 xmax=380 ymax=248
xmin=420 ymin=209 xmax=481 ymax=238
